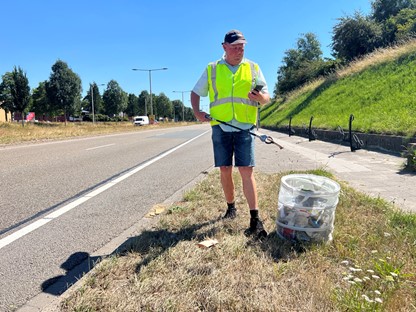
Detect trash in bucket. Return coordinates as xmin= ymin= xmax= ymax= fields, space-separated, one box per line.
xmin=276 ymin=174 xmax=340 ymax=243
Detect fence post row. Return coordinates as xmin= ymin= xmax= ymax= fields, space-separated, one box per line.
xmin=285 ymin=114 xmax=364 ymax=152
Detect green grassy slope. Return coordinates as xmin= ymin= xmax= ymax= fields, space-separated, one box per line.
xmin=261 ymin=42 xmax=416 ymax=137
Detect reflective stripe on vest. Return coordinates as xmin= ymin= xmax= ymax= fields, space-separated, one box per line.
xmin=208 ymin=60 xmax=259 ymax=125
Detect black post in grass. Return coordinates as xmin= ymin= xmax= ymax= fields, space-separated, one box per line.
xmin=308 ymin=116 xmax=317 ymax=141
xmin=288 ymin=116 xmax=295 ymax=137
xmin=349 ymin=114 xmax=364 ymax=152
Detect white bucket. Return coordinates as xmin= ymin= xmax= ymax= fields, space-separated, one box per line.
xmin=276 ymin=174 xmax=340 ymax=243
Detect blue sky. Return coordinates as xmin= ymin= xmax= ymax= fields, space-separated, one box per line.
xmin=1 ymin=0 xmax=371 ymax=109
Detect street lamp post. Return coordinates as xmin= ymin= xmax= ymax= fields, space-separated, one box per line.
xmin=91 ymin=83 xmax=105 ymax=124
xmin=172 ymin=90 xmax=191 ymax=121
xmin=132 ymin=68 xmax=168 ymax=119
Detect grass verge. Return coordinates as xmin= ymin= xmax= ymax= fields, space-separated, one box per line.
xmin=261 ymin=40 xmax=416 ymax=137
xmin=60 ymin=169 xmax=416 ymax=312
xmin=0 ymin=121 xmax=189 ymax=146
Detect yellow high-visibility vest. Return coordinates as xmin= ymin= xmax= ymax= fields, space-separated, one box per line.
xmin=207 ymin=60 xmax=259 ymax=126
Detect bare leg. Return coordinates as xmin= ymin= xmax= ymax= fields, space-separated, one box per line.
xmin=220 ymin=166 xmax=235 ymax=203
xmin=239 ymin=166 xmax=267 ymax=238
xmin=238 ymin=166 xmax=257 ymax=210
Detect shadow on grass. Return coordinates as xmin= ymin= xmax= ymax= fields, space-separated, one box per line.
xmin=125 ymin=217 xmax=310 ymax=274
xmin=39 ymin=220 xmax=313 ymax=299
xmin=251 ymin=231 xmax=309 ymax=262
xmin=127 ymin=219 xmax=220 ymax=273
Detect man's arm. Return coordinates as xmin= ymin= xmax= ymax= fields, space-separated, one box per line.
xmin=191 ymin=91 xmax=210 ymax=122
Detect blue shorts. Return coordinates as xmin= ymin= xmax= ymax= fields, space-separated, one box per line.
xmin=211 ymin=125 xmax=255 ymax=167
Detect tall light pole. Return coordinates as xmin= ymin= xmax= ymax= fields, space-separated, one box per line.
xmin=172 ymin=90 xmax=191 ymax=121
xmin=91 ymin=83 xmax=105 ymax=124
xmin=132 ymin=68 xmax=168 ymax=120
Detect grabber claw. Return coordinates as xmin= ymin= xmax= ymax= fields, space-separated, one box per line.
xmin=259 ymin=134 xmax=284 ymax=149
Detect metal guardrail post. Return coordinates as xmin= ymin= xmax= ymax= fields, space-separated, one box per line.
xmin=349 ymin=114 xmax=364 ymax=152
xmin=288 ymin=116 xmax=295 ymax=136
xmin=308 ymin=116 xmax=317 ymax=141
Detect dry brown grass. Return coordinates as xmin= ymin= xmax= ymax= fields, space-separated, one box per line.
xmin=337 ymin=39 xmax=416 ymax=78
xmin=61 ymin=170 xmax=416 ymax=312
xmin=0 ymin=121 xmax=188 ymax=146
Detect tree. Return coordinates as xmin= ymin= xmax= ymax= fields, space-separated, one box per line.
xmin=296 ymin=33 xmax=323 ymax=62
xmin=31 ymin=81 xmax=54 ymax=120
xmin=383 ymin=8 xmax=416 ymax=42
xmin=138 ymin=90 xmax=150 ymax=116
xmin=371 ymin=0 xmax=416 ymax=22
xmin=85 ymin=83 xmax=104 ymax=115
xmin=102 ymin=80 xmax=128 ymax=117
xmin=10 ymin=66 xmax=31 ymax=126
xmin=171 ymin=99 xmax=182 ymax=121
xmin=0 ymin=72 xmax=14 ymax=122
xmin=45 ymin=60 xmax=82 ymax=123
xmin=154 ymin=93 xmax=172 ymax=120
xmin=126 ymin=93 xmax=139 ymax=117
xmin=184 ymin=106 xmax=195 ymax=122
xmin=275 ymin=33 xmax=328 ymax=95
xmin=332 ymin=12 xmax=384 ymax=62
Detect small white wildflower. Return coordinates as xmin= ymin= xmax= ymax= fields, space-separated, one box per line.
xmin=349 ymin=267 xmax=362 ymax=272
xmin=384 ymin=232 xmax=391 ymax=237
xmin=341 ymin=260 xmax=349 ymax=265
xmin=362 ymin=295 xmax=374 ymax=303
xmin=353 ymin=277 xmax=363 ymax=283
xmin=371 ymin=250 xmax=378 ymax=253
xmin=375 ymin=298 xmax=383 ymax=303
xmin=374 ymin=290 xmax=382 ymax=295
xmin=348 ymin=281 xmax=356 ymax=285
xmin=390 ymin=272 xmax=398 ymax=277
xmin=343 ymin=276 xmax=351 ymax=281
xmin=372 ymin=275 xmax=380 ymax=279
xmin=366 ymin=269 xmax=375 ymax=273
xmin=343 ymin=274 xmax=353 ymax=280
xmin=363 ymin=276 xmax=371 ymax=281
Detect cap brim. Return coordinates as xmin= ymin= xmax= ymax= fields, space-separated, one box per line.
xmin=229 ymin=39 xmax=247 ymax=45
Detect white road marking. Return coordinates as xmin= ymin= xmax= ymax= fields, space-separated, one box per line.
xmin=85 ymin=143 xmax=115 ymax=151
xmin=0 ymin=130 xmax=210 ymax=250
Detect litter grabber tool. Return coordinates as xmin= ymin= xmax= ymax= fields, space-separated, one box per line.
xmin=205 ymin=114 xmax=283 ymax=149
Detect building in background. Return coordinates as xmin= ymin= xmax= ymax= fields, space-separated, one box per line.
xmin=0 ymin=107 xmax=12 ymax=122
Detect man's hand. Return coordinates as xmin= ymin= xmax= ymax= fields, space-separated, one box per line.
xmin=194 ymin=111 xmax=210 ymax=122
xmin=248 ymin=89 xmax=270 ymax=105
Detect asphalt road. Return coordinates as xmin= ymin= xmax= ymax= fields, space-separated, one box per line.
xmin=0 ymin=124 xmax=213 ymax=312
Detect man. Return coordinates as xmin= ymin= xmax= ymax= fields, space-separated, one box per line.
xmin=191 ymin=29 xmax=270 ymax=239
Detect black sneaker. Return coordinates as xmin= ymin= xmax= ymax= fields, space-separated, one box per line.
xmin=244 ymin=218 xmax=268 ymax=239
xmin=222 ymin=207 xmax=237 ymax=219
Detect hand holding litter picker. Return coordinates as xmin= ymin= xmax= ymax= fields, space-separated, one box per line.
xmin=205 ymin=114 xmax=283 ymax=149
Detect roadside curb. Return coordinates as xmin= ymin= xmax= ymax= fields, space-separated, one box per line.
xmin=17 ymin=167 xmax=214 ymax=312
